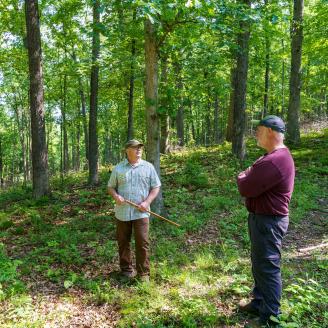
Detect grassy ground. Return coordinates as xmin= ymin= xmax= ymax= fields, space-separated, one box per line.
xmin=0 ymin=129 xmax=327 ymax=328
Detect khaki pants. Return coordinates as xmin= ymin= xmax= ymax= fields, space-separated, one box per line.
xmin=116 ymin=218 xmax=150 ymax=277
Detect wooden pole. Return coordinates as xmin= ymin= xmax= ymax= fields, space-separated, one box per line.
xmin=125 ymin=199 xmax=180 ymax=227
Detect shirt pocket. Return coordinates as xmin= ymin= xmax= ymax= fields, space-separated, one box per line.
xmin=138 ymin=172 xmax=149 ymax=186
xmin=117 ymin=173 xmax=127 ymax=185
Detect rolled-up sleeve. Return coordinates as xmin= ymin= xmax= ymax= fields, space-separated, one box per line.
xmin=149 ymin=165 xmax=161 ymax=189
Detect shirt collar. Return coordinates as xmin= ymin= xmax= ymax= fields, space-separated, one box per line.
xmin=124 ymin=158 xmax=144 ymax=168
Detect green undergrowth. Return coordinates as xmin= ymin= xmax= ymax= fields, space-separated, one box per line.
xmin=0 ymin=130 xmax=327 ymax=327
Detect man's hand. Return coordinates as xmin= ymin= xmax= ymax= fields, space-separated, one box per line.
xmin=238 ymin=167 xmax=251 ymax=179
xmin=114 ymin=194 xmax=125 ymax=205
xmin=138 ymin=201 xmax=150 ymax=212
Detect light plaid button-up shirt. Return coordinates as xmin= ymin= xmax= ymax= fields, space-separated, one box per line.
xmin=108 ymin=159 xmax=161 ymax=221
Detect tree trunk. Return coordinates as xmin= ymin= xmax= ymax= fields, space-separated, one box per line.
xmin=88 ymin=0 xmax=100 ymax=185
xmin=127 ymin=10 xmax=136 ymax=141
xmin=61 ymin=74 xmax=69 ymax=172
xmin=231 ymin=0 xmax=251 ymax=160
xmin=226 ymin=67 xmax=235 ymax=142
xmin=281 ymin=38 xmax=286 ymax=117
xmin=72 ymin=51 xmax=89 ymax=164
xmin=25 ymin=0 xmax=49 ymax=197
xmin=263 ymin=38 xmax=270 ymax=117
xmin=13 ymin=94 xmax=27 ymax=185
xmin=287 ymin=0 xmax=303 ymax=144
xmin=0 ymin=135 xmax=3 ymax=188
xmin=144 ymin=18 xmax=164 ymax=214
xmin=174 ymin=63 xmax=184 ymax=146
xmin=263 ymin=0 xmax=270 ymax=118
xmin=214 ymin=95 xmax=220 ymax=143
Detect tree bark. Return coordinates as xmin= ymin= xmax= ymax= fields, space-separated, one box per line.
xmin=0 ymin=135 xmax=3 ymax=188
xmin=88 ymin=0 xmax=100 ymax=185
xmin=25 ymin=0 xmax=49 ymax=197
xmin=127 ymin=10 xmax=136 ymax=141
xmin=226 ymin=67 xmax=235 ymax=142
xmin=263 ymin=0 xmax=270 ymax=118
xmin=287 ymin=0 xmax=303 ymax=144
xmin=214 ymin=95 xmax=220 ymax=143
xmin=174 ymin=63 xmax=184 ymax=146
xmin=231 ymin=0 xmax=251 ymax=160
xmin=144 ymin=18 xmax=164 ymax=214
xmin=72 ymin=51 xmax=89 ymax=164
xmin=61 ymin=74 xmax=69 ymax=172
xmin=263 ymin=38 xmax=270 ymax=117
xmin=281 ymin=39 xmax=286 ymax=117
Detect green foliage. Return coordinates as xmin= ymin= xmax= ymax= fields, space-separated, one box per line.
xmin=177 ymin=160 xmax=209 ymax=189
xmin=0 ymin=243 xmax=25 ymax=301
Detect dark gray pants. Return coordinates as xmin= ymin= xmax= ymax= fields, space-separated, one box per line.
xmin=248 ymin=213 xmax=289 ymax=322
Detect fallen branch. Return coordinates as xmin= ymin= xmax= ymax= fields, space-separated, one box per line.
xmin=298 ymin=242 xmax=328 ymax=253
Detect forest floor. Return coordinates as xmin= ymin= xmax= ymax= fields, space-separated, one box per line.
xmin=0 ymin=127 xmax=327 ymax=328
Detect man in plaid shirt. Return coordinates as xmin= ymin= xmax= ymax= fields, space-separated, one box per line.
xmin=108 ymin=139 xmax=161 ymax=282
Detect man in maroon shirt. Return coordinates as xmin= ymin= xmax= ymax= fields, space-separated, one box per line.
xmin=237 ymin=115 xmax=295 ymax=327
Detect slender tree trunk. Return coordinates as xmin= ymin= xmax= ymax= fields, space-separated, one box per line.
xmin=214 ymin=95 xmax=220 ymax=143
xmin=76 ymin=122 xmax=81 ymax=170
xmin=231 ymin=0 xmax=251 ymax=160
xmin=13 ymin=95 xmax=27 ymax=185
xmin=72 ymin=51 xmax=89 ymax=163
xmin=287 ymin=0 xmax=303 ymax=144
xmin=61 ymin=74 xmax=69 ymax=172
xmin=159 ymin=54 xmax=170 ymax=154
xmin=174 ymin=63 xmax=184 ymax=146
xmin=263 ymin=0 xmax=270 ymax=118
xmin=88 ymin=0 xmax=100 ymax=185
xmin=144 ymin=18 xmax=164 ymax=214
xmin=0 ymin=135 xmax=3 ymax=188
xmin=127 ymin=10 xmax=136 ymax=141
xmin=25 ymin=0 xmax=49 ymax=197
xmin=281 ymin=38 xmax=286 ymax=117
xmin=263 ymin=38 xmax=270 ymax=117
xmin=226 ymin=67 xmax=235 ymax=141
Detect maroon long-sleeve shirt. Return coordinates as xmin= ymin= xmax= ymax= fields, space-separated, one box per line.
xmin=237 ymin=148 xmax=295 ymax=216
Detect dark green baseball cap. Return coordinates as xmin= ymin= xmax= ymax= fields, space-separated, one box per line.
xmin=125 ymin=139 xmax=144 ymax=149
xmin=252 ymin=115 xmax=286 ymax=133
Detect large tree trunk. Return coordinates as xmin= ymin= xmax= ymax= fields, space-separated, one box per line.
xmin=88 ymin=0 xmax=100 ymax=185
xmin=144 ymin=19 xmax=164 ymax=214
xmin=25 ymin=0 xmax=49 ymax=197
xmin=231 ymin=0 xmax=251 ymax=160
xmin=287 ymin=0 xmax=303 ymax=144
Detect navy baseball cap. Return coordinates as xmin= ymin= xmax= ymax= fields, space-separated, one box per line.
xmin=252 ymin=115 xmax=286 ymax=133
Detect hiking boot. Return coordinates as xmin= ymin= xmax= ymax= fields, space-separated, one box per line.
xmin=239 ymin=301 xmax=260 ymax=316
xmin=244 ymin=317 xmax=280 ymax=328
xmin=121 ymin=271 xmax=136 ymax=279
